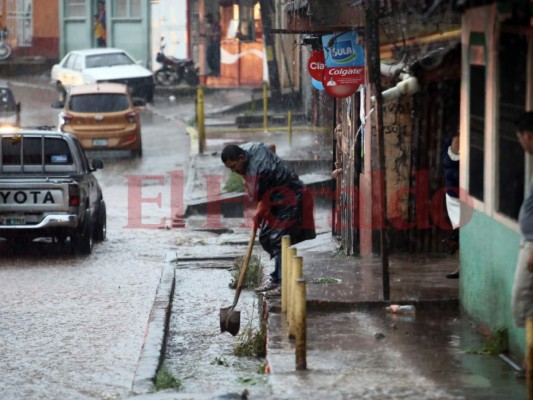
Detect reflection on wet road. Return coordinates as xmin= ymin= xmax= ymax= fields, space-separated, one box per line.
xmin=0 ymin=83 xmax=192 ymax=399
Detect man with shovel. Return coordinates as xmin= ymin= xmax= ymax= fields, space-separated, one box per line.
xmin=221 ymin=142 xmax=316 ymax=294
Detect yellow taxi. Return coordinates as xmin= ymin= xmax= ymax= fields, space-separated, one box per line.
xmin=55 ymin=83 xmax=144 ymax=157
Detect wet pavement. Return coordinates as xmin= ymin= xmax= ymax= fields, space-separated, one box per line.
xmin=3 ymin=77 xmax=526 ymax=399
xmin=130 ymin=91 xmax=526 ymax=399
xmin=264 ymin=233 xmax=526 ymax=400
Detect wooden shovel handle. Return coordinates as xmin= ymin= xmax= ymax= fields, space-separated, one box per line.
xmin=231 ymin=228 xmax=257 ymax=308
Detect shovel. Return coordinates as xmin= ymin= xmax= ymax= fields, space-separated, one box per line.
xmin=220 ymin=228 xmax=257 ymax=336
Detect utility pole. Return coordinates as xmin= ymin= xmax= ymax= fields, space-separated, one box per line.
xmin=258 ymin=0 xmax=282 ymax=106
xmin=365 ymin=0 xmax=390 ymax=300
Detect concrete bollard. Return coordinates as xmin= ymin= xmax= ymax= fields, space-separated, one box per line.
xmin=289 ymin=254 xmax=302 ymax=339
xmin=294 ymin=276 xmax=307 ymax=370
xmin=196 ymin=86 xmax=205 ymax=154
xmin=281 ymin=236 xmax=291 ymax=313
xmin=526 ymin=319 xmax=533 ymax=400
xmin=287 ymin=247 xmax=297 ymax=337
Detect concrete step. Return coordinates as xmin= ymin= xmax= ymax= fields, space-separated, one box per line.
xmin=185 ymin=174 xmax=333 ymax=218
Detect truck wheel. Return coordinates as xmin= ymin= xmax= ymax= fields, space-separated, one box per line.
xmin=71 ymin=214 xmax=93 ymax=255
xmin=93 ymin=201 xmax=106 ymax=241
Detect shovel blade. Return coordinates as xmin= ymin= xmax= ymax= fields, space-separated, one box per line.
xmin=219 ymin=306 xmax=241 ymax=336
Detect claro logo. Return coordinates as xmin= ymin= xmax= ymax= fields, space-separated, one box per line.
xmin=0 ymin=190 xmax=56 ymax=204
xmin=309 ymin=61 xmax=325 ymax=70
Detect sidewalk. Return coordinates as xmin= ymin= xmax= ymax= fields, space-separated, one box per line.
xmin=182 ymin=107 xmax=525 ymax=399
xmin=263 ymin=233 xmax=526 ymax=399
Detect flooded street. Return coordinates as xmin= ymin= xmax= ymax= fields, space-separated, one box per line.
xmin=164 ymin=264 xmax=270 ymax=397
xmin=0 ymin=79 xmax=526 ymax=400
xmin=0 ymin=83 xmax=193 ymax=400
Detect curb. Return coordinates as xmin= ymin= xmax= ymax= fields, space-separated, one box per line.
xmin=131 ymin=263 xmax=176 ymax=395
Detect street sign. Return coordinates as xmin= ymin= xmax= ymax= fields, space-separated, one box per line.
xmin=321 ymin=31 xmax=365 ymax=98
xmin=307 ymin=50 xmax=325 ymax=82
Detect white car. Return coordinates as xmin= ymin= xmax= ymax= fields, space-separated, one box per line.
xmin=51 ymin=48 xmax=155 ymax=103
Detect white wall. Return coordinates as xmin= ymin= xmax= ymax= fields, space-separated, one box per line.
xmin=151 ymin=0 xmax=189 ymax=71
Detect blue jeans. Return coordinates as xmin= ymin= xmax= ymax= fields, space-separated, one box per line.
xmin=269 ymin=254 xmax=281 ymax=284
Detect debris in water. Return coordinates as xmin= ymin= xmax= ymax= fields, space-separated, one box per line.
xmin=386 ymin=304 xmax=416 ymax=314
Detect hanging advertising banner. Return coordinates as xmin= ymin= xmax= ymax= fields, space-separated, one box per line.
xmin=307 ymin=50 xmax=325 ymax=82
xmin=321 ymin=31 xmax=365 ymax=98
xmin=312 ymin=78 xmax=324 ymax=91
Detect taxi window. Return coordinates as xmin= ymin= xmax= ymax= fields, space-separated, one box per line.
xmin=69 ymin=93 xmax=129 ymax=112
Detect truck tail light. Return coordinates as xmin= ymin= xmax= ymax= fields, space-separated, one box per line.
xmin=69 ymin=184 xmax=80 ymax=207
xmin=125 ymin=111 xmax=137 ymax=123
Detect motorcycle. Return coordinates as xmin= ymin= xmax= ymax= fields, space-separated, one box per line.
xmin=155 ymin=37 xmax=199 ymax=87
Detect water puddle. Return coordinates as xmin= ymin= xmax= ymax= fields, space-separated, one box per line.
xmin=162 ymin=264 xmax=270 ymax=397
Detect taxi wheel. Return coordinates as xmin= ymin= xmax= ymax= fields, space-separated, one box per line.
xmin=132 ymin=142 xmax=143 ymax=158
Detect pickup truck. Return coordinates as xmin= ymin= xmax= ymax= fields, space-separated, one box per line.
xmin=0 ymin=129 xmax=106 ymax=254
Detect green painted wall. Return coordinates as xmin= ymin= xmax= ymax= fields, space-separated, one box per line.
xmin=460 ymin=209 xmax=525 ymax=356
xmin=59 ymin=1 xmax=150 ymax=64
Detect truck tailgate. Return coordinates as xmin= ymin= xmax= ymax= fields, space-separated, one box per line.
xmin=0 ymin=179 xmax=71 ymax=214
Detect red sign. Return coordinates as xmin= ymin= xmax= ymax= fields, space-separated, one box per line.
xmin=307 ymin=50 xmax=325 ymax=82
xmin=323 ymin=66 xmax=365 ymax=86
xmin=323 ymin=82 xmax=359 ymax=98
xmin=322 ymin=68 xmax=363 ymax=98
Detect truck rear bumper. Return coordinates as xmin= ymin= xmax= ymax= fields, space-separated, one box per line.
xmin=0 ymin=214 xmax=78 ymax=229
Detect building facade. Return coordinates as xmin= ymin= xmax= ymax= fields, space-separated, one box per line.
xmin=459 ymin=1 xmax=532 ymax=357
xmin=0 ymin=0 xmax=59 ymax=58
xmin=278 ymin=0 xmax=532 ymax=360
xmin=58 ymin=0 xmax=150 ymax=64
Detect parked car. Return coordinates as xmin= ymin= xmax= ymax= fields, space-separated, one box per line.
xmin=50 ymin=48 xmax=155 ymax=103
xmin=53 ymin=83 xmax=144 ymax=158
xmin=0 ymin=81 xmax=20 ymax=127
xmin=0 ymin=128 xmax=106 ymax=255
